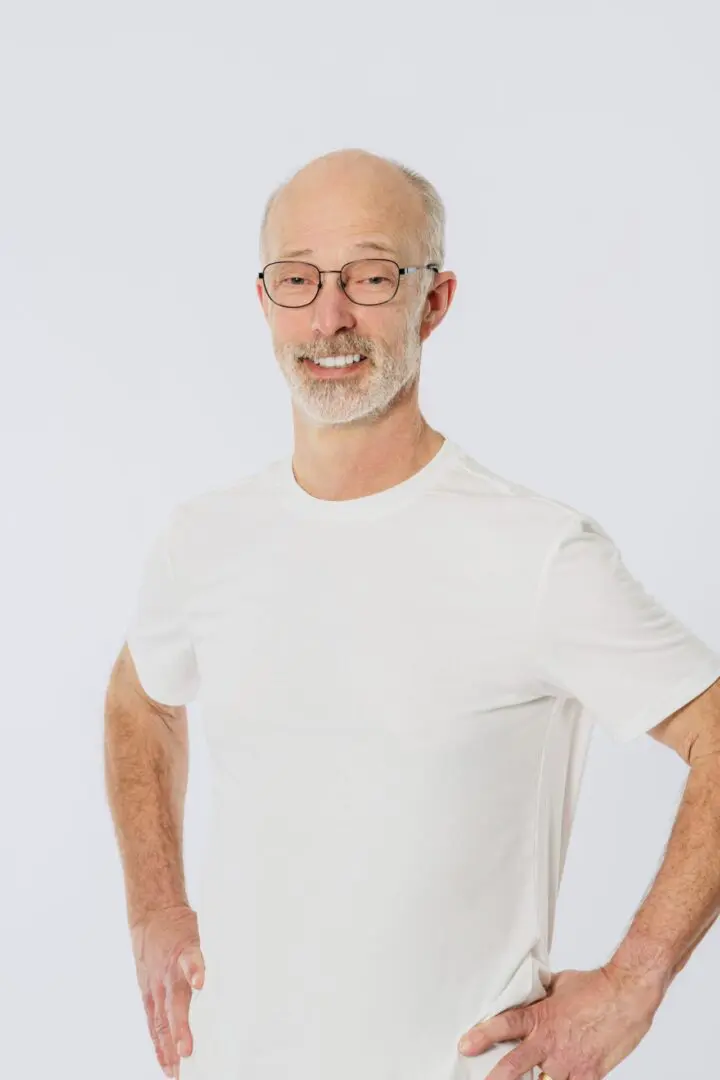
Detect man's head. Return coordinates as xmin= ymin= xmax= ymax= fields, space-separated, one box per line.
xmin=256 ymin=148 xmax=456 ymax=428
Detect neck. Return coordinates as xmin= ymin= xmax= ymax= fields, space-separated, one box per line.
xmin=290 ymin=400 xmax=445 ymax=502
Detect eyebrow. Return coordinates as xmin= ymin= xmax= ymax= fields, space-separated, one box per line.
xmin=278 ymin=240 xmax=398 ymax=260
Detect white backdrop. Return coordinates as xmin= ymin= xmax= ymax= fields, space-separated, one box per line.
xmin=1 ymin=3 xmax=718 ymax=1078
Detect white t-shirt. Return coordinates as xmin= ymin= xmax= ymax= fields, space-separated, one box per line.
xmin=125 ymin=435 xmax=720 ymax=1080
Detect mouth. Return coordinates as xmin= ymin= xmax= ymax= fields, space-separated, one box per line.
xmin=299 ymin=354 xmax=369 ymax=377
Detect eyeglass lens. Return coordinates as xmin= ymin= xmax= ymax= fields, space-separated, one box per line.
xmin=263 ymin=260 xmax=399 ymax=306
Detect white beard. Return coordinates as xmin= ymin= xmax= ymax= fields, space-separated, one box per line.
xmin=272 ymin=301 xmax=425 ymax=428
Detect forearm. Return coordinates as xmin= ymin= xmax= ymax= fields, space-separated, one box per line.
xmin=606 ymin=752 xmax=720 ymax=997
xmin=104 ymin=698 xmax=189 ymax=928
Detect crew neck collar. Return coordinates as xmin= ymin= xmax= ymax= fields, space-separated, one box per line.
xmin=280 ymin=435 xmax=459 ymax=521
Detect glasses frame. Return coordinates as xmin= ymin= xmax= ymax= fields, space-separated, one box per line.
xmin=258 ymin=258 xmax=440 ymax=308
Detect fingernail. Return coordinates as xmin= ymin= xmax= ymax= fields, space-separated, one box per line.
xmin=458 ymin=1036 xmax=473 ymax=1052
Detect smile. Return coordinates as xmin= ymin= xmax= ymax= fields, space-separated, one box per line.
xmin=301 ymin=354 xmax=367 ymax=369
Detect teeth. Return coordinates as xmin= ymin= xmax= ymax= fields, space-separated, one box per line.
xmin=307 ymin=354 xmax=364 ymax=368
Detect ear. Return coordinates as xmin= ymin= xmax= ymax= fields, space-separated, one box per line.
xmin=419 ymin=271 xmax=457 ymax=342
xmin=256 ymin=278 xmax=271 ymax=319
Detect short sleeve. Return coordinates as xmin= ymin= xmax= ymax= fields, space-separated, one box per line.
xmin=531 ymin=514 xmax=720 ymax=742
xmin=125 ymin=511 xmax=200 ymax=707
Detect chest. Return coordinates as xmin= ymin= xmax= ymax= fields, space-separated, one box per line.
xmin=186 ymin=521 xmax=540 ymax=735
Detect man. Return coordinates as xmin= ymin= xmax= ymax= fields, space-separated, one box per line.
xmin=104 ymin=148 xmax=720 ymax=1080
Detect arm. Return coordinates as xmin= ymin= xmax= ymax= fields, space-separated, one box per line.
xmin=104 ymin=641 xmax=190 ymax=929
xmin=105 ymin=643 xmax=206 ymax=1076
xmin=606 ymin=678 xmax=720 ymax=995
xmin=459 ymin=679 xmax=720 ymax=1079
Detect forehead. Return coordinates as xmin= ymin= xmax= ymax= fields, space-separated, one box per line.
xmin=268 ymin=170 xmax=423 ymax=262
xmin=277 ymin=237 xmax=400 ymax=262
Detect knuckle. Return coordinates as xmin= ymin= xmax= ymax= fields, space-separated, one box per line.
xmin=501 ymin=1045 xmax=532 ymax=1072
xmin=153 ymin=1013 xmax=171 ymax=1036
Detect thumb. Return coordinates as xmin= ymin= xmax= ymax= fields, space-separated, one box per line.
xmin=178 ymin=947 xmax=205 ymax=990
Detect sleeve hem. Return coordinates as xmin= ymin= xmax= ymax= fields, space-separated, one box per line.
xmin=124 ymin=641 xmax=195 ymax=708
xmin=603 ymin=662 xmax=720 ymax=743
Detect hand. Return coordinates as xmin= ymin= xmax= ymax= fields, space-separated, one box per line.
xmin=130 ymin=904 xmax=206 ymax=1078
xmin=456 ymin=964 xmax=665 ymax=1080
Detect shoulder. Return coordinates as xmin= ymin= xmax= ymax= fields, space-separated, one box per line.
xmin=160 ymin=457 xmax=287 ymax=567
xmin=443 ymin=440 xmax=615 ymax=552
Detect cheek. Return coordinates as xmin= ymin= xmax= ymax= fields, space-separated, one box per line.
xmin=272 ymin=311 xmax=311 ymax=346
xmin=363 ymin=314 xmax=406 ymax=349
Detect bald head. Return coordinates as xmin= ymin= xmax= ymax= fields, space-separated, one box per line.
xmin=259 ymin=148 xmax=444 ymax=271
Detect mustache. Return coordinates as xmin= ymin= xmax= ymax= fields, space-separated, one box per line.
xmin=294 ymin=341 xmax=373 ymax=360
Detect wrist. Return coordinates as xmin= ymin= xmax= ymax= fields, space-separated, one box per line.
xmin=128 ymin=898 xmax=190 ymax=931
xmin=604 ymin=938 xmax=676 ymax=1005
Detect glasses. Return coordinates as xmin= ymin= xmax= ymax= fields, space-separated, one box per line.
xmin=258 ymin=259 xmax=439 ymax=308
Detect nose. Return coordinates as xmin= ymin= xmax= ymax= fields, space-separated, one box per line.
xmin=310 ymin=270 xmax=357 ymax=337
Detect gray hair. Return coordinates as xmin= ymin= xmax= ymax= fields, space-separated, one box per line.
xmin=258 ymin=149 xmax=446 ymax=277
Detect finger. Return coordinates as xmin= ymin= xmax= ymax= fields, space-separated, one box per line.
xmin=459 ymin=1007 xmax=533 ymax=1054
xmin=153 ymin=984 xmax=180 ymax=1078
xmin=178 ymin=946 xmax=205 ymax=991
xmin=167 ymin=974 xmax=194 ymax=1058
xmin=484 ymin=1040 xmax=545 ymax=1080
xmin=535 ymin=1061 xmax=568 ymax=1080
xmin=142 ymin=989 xmax=165 ymax=1068
xmin=144 ymin=987 xmax=177 ymax=1079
